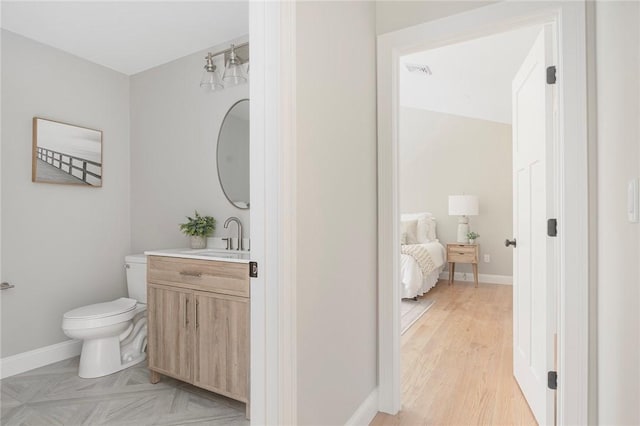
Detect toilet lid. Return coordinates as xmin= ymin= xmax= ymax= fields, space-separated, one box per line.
xmin=64 ymin=298 xmax=137 ymax=320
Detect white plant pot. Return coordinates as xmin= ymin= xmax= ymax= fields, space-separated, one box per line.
xmin=190 ymin=236 xmax=207 ymax=249
xmin=468 ymin=239 xmax=476 ymax=245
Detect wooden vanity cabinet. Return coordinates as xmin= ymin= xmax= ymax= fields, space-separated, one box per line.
xmin=194 ymin=291 xmax=249 ymax=399
xmin=147 ymin=256 xmax=250 ymax=414
xmin=147 ymin=284 xmax=193 ymax=382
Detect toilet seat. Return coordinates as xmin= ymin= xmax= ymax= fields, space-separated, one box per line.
xmin=63 ymin=298 xmax=139 ymax=330
xmin=65 ymin=298 xmax=137 ymax=320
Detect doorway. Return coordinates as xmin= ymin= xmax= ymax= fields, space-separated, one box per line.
xmin=384 ymin=22 xmax=553 ymax=424
xmin=376 ymin=2 xmax=589 ymax=424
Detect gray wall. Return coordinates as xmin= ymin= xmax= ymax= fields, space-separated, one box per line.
xmin=595 ymin=2 xmax=640 ymax=424
xmin=129 ymin=39 xmax=249 ymax=252
xmin=1 ymin=30 xmax=131 ymax=357
xmin=0 ymin=31 xmax=251 ymax=358
xmin=296 ymin=2 xmax=377 ymax=424
xmin=399 ymin=108 xmax=513 ymax=278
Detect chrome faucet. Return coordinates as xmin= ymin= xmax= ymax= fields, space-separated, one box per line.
xmin=223 ymin=217 xmax=243 ymax=251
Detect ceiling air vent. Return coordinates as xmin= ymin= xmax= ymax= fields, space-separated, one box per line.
xmin=405 ymin=63 xmax=432 ymax=76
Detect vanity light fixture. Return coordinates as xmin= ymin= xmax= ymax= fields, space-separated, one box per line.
xmin=200 ymin=52 xmax=224 ymax=92
xmin=200 ymin=43 xmax=249 ymax=92
xmin=222 ymin=44 xmax=248 ymax=87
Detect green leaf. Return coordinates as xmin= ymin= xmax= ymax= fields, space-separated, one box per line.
xmin=178 ymin=210 xmax=217 ymax=237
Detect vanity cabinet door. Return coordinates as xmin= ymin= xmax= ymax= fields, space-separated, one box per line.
xmin=193 ymin=291 xmax=249 ymax=402
xmin=148 ymin=284 xmax=194 ymax=383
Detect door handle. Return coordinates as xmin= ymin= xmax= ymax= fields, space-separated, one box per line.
xmin=505 ymin=238 xmax=517 ymax=248
xmin=184 ymin=298 xmax=189 ymax=328
xmin=195 ymin=300 xmax=199 ymax=329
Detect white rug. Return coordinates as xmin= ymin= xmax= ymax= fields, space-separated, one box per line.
xmin=401 ymin=298 xmax=435 ymax=335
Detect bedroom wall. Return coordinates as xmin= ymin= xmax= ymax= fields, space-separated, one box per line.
xmin=399 ymin=107 xmax=513 ymax=279
xmin=296 ymin=1 xmax=378 ymax=424
xmin=129 ymin=37 xmax=249 ymax=253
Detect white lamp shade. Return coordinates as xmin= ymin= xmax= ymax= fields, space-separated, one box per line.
xmin=448 ymin=195 xmax=479 ymax=216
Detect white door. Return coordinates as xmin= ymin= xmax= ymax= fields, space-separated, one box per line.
xmin=511 ymin=26 xmax=556 ymax=426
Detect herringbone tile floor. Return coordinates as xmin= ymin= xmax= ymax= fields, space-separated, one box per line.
xmin=0 ymin=357 xmax=248 ymax=426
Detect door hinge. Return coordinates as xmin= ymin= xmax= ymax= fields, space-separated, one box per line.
xmin=547 ymin=66 xmax=557 ymax=84
xmin=548 ymin=370 xmax=558 ymax=390
xmin=547 ymin=218 xmax=558 ymax=237
xmin=249 ymin=261 xmax=258 ymax=278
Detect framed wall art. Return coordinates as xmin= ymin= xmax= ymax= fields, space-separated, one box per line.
xmin=32 ymin=117 xmax=103 ymax=187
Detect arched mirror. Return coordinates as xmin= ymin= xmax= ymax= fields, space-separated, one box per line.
xmin=217 ymin=99 xmax=250 ymax=209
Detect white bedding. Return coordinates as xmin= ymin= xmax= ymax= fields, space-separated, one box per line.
xmin=401 ymin=240 xmax=446 ymax=299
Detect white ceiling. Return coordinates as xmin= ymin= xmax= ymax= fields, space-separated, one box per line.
xmin=400 ymin=25 xmax=543 ymax=124
xmin=1 ymin=1 xmax=248 ymax=75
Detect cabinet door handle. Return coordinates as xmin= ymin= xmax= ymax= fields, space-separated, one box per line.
xmin=184 ymin=298 xmax=189 ymax=328
xmin=195 ymin=300 xmax=199 ymax=329
xmin=180 ymin=271 xmax=202 ymax=278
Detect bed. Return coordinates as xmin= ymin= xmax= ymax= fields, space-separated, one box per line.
xmin=400 ymin=213 xmax=446 ymax=299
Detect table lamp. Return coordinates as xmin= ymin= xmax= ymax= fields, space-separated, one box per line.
xmin=448 ymin=195 xmax=479 ymax=243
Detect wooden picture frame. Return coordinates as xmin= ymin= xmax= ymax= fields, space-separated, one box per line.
xmin=32 ymin=117 xmax=103 ymax=187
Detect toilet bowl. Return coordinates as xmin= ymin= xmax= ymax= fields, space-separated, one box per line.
xmin=62 ymin=254 xmax=148 ymax=378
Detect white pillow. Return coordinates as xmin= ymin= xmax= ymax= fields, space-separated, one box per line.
xmin=402 ymin=213 xmax=436 ymax=243
xmin=400 ymin=232 xmax=408 ymax=245
xmin=400 ymin=220 xmax=418 ymax=244
xmin=426 ymin=217 xmax=437 ymax=241
xmin=415 ymin=216 xmax=428 ymax=243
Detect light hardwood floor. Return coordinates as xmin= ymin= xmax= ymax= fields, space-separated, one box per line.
xmin=371 ymin=280 xmax=537 ymax=426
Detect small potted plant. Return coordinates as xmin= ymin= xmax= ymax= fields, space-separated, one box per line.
xmin=179 ymin=211 xmax=216 ymax=249
xmin=467 ymin=231 xmax=480 ymax=245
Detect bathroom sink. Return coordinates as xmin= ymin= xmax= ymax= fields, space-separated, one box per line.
xmin=185 ymin=248 xmax=251 ymax=255
xmin=144 ymin=248 xmax=251 ymax=263
xmin=195 ymin=252 xmax=240 ymax=259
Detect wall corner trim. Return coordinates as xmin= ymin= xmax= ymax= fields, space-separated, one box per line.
xmin=345 ymin=387 xmax=379 ymax=426
xmin=0 ymin=339 xmax=81 ymax=379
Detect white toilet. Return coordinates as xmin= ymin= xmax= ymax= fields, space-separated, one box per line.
xmin=62 ymin=254 xmax=148 ymax=378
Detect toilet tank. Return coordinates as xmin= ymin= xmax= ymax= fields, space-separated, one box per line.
xmin=125 ymin=254 xmax=147 ymax=303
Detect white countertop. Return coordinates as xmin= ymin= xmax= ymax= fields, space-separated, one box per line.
xmin=144 ymin=248 xmax=251 ymax=264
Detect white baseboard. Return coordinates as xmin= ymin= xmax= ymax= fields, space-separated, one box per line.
xmin=345 ymin=387 xmax=378 ymax=426
xmin=0 ymin=339 xmax=81 ymax=379
xmin=439 ymin=271 xmax=512 ymax=285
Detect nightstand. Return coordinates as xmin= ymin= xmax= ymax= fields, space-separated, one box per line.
xmin=446 ymin=243 xmax=479 ymax=287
